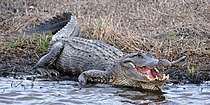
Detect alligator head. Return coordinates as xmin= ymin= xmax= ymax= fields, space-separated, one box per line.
xmin=114 ymin=52 xmax=171 ymax=91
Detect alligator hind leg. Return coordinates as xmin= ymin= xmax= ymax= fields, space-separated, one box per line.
xmin=78 ymin=70 xmax=112 ymax=88
xmin=30 ymin=42 xmax=64 ymax=76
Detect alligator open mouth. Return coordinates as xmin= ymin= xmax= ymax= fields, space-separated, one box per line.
xmin=135 ymin=66 xmax=169 ymax=81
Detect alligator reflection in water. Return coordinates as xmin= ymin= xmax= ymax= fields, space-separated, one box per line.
xmin=117 ymin=89 xmax=165 ymax=104
xmin=0 ymin=77 xmax=209 ymax=105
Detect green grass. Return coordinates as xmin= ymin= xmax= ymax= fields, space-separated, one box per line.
xmin=187 ymin=65 xmax=195 ymax=76
xmin=166 ymin=34 xmax=177 ymax=41
xmin=7 ymin=34 xmax=52 ymax=54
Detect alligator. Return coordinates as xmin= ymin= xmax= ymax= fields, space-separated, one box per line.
xmin=23 ymin=12 xmax=185 ymax=91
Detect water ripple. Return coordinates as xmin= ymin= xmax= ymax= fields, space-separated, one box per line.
xmin=0 ymin=77 xmax=210 ymax=105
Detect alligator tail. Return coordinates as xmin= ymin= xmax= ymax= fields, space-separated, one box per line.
xmin=20 ymin=12 xmax=73 ymax=36
xmin=51 ymin=13 xmax=80 ymax=42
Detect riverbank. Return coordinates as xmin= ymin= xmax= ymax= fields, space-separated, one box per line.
xmin=0 ymin=0 xmax=209 ymax=83
xmin=0 ymin=33 xmax=209 ymax=84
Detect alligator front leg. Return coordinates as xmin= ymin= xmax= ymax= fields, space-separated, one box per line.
xmin=78 ymin=70 xmax=113 ymax=87
xmin=30 ymin=42 xmax=64 ymax=76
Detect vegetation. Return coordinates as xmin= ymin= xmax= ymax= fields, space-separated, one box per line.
xmin=7 ymin=34 xmax=52 ymax=54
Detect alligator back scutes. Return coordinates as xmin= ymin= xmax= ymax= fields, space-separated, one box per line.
xmin=62 ymin=37 xmax=123 ymax=60
xmin=92 ymin=40 xmax=124 ymax=57
xmin=52 ymin=14 xmax=80 ymax=42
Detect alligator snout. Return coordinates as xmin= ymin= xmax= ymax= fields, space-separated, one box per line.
xmin=157 ymin=59 xmax=172 ymax=68
xmin=132 ymin=53 xmax=159 ymax=67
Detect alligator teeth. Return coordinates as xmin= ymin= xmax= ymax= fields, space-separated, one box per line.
xmin=166 ymin=74 xmax=169 ymax=80
xmin=89 ymin=78 xmax=93 ymax=81
xmin=163 ymin=74 xmax=165 ymax=80
xmin=128 ymin=62 xmax=135 ymax=68
xmin=155 ymin=76 xmax=158 ymax=80
xmin=155 ymin=75 xmax=158 ymax=79
xmin=154 ymin=68 xmax=159 ymax=73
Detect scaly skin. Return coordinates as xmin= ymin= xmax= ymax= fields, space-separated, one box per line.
xmin=27 ymin=13 xmax=173 ymax=91
xmin=20 ymin=12 xmax=72 ymax=35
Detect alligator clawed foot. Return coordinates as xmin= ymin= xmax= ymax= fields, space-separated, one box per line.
xmin=78 ymin=73 xmax=87 ymax=88
xmin=29 ymin=67 xmax=60 ymax=77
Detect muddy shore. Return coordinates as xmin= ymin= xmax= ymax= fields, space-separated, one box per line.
xmin=0 ymin=35 xmax=209 ymax=84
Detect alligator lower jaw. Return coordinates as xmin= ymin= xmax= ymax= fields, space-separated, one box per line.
xmin=135 ymin=66 xmax=169 ymax=81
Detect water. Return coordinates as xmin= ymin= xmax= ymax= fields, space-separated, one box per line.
xmin=0 ymin=77 xmax=209 ymax=105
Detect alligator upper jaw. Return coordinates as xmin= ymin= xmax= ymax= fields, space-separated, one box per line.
xmin=135 ymin=66 xmax=169 ymax=81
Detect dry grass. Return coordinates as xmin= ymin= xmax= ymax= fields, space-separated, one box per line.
xmin=0 ymin=0 xmax=210 ymax=77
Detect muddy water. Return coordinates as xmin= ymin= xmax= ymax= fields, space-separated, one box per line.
xmin=0 ymin=77 xmax=209 ymax=105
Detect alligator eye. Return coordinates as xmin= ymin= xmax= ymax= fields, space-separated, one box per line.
xmin=137 ymin=53 xmax=143 ymax=58
xmin=123 ymin=60 xmax=132 ymax=64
